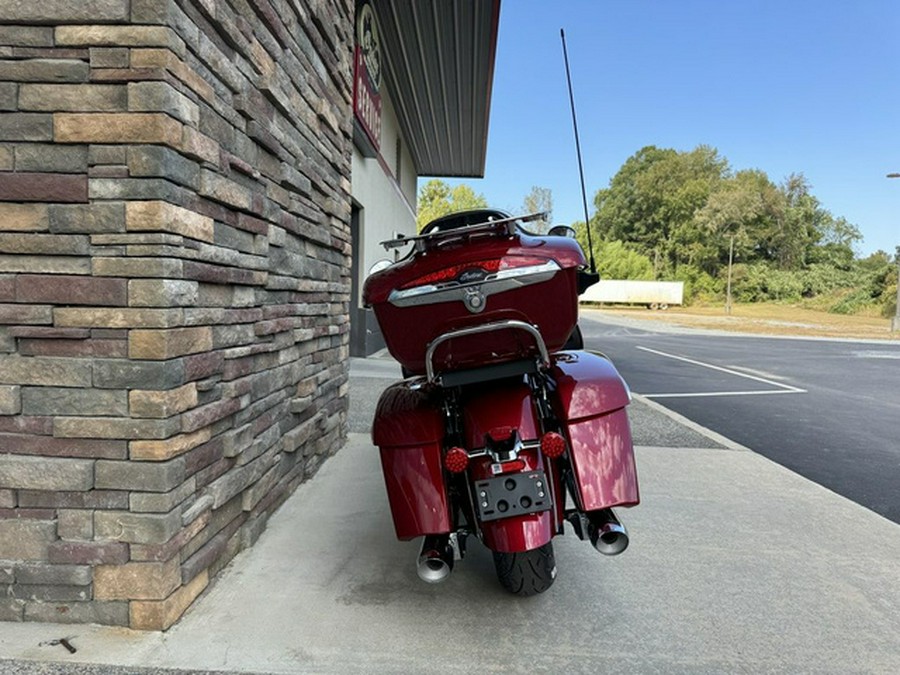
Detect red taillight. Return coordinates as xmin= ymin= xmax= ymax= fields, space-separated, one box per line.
xmin=487 ymin=426 xmax=514 ymax=443
xmin=541 ymin=432 xmax=566 ymax=458
xmin=401 ymin=256 xmax=547 ymax=289
xmin=492 ymin=458 xmax=527 ymax=474
xmin=444 ymin=447 xmax=469 ymax=473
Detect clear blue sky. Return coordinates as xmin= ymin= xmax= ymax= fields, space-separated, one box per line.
xmin=438 ymin=0 xmax=900 ymax=257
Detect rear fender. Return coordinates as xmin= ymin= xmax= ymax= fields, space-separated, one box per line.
xmin=469 ymin=450 xmax=556 ymax=553
xmin=462 ymin=383 xmax=559 ymax=552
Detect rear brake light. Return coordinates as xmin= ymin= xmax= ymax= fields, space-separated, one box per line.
xmin=444 ymin=447 xmax=469 ymax=473
xmin=492 ymin=458 xmax=527 ymax=474
xmin=540 ymin=432 xmax=566 ymax=458
xmin=487 ymin=426 xmax=515 ymax=443
xmin=401 ymin=256 xmax=547 ymax=289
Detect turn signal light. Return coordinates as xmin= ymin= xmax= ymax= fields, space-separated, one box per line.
xmin=444 ymin=447 xmax=469 ymax=473
xmin=540 ymin=432 xmax=566 ymax=458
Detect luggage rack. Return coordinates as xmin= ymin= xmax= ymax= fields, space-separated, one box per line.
xmin=380 ymin=212 xmax=547 ymax=253
xmin=424 ymin=320 xmax=551 ymax=386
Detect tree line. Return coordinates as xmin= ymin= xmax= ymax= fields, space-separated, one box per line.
xmin=417 ymin=146 xmax=898 ymax=318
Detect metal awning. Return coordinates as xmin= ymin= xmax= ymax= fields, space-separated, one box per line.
xmin=372 ymin=0 xmax=500 ymax=178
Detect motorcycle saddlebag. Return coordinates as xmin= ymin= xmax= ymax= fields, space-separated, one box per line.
xmin=550 ymin=351 xmax=640 ymax=511
xmin=372 ymin=381 xmax=450 ymax=540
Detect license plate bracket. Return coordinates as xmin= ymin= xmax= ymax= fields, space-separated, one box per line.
xmin=473 ymin=471 xmax=551 ymax=522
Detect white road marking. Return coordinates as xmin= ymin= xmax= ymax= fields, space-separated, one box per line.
xmin=635 ymin=345 xmax=807 ymax=398
xmin=646 ymin=390 xmax=802 ymax=399
xmin=852 ymin=351 xmax=900 ymax=359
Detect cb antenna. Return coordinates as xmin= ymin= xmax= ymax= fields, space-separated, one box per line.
xmin=560 ymin=28 xmax=596 ymax=274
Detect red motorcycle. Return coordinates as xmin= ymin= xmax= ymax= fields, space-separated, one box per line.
xmin=363 ymin=209 xmax=639 ymax=595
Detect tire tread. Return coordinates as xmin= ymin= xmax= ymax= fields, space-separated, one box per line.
xmin=492 ymin=542 xmax=556 ymax=596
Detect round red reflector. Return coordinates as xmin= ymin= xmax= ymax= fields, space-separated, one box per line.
xmin=541 ymin=432 xmax=566 ymax=458
xmin=444 ymin=447 xmax=469 ymax=473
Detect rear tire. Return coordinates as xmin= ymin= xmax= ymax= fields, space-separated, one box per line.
xmin=492 ymin=542 xmax=556 ymax=596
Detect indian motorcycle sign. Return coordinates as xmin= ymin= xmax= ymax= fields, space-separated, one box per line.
xmin=354 ymin=2 xmax=382 ymax=151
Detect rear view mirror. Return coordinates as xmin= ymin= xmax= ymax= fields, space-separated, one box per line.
xmin=367 ymin=259 xmax=392 ymax=277
xmin=548 ymin=225 xmax=576 ymax=238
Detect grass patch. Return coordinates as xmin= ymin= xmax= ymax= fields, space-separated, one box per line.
xmin=595 ymin=302 xmax=898 ymax=340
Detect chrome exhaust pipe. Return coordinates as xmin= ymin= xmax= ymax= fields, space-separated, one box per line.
xmin=588 ymin=509 xmax=629 ymax=556
xmin=416 ymin=534 xmax=454 ymax=583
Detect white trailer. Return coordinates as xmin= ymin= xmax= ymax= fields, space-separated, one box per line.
xmin=580 ymin=280 xmax=684 ymax=309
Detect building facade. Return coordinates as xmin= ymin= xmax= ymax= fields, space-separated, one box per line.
xmin=349 ymin=0 xmax=499 ymax=355
xmin=0 ymin=0 xmax=497 ymax=630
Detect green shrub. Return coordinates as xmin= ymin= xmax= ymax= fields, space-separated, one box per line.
xmin=673 ymin=264 xmax=719 ymax=304
xmin=594 ymin=240 xmax=655 ymax=280
xmin=729 ymin=263 xmax=803 ymax=303
xmin=881 ymin=275 xmax=898 ymax=319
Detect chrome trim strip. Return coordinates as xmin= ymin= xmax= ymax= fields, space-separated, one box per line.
xmin=425 ymin=320 xmax=550 ymax=383
xmin=388 ymin=260 xmax=560 ymax=308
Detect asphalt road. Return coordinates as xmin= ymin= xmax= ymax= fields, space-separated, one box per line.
xmin=579 ymin=309 xmax=900 ymax=524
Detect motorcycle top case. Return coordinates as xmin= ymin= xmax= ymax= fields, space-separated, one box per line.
xmin=372 ymin=381 xmax=450 ymax=540
xmin=551 ymin=351 xmax=640 ymax=511
xmin=363 ymin=223 xmax=586 ymax=375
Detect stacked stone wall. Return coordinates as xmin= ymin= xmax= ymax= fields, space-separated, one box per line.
xmin=0 ymin=0 xmax=353 ymax=629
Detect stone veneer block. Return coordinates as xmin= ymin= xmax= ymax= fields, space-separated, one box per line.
xmin=0 ymin=1 xmax=129 ymax=23
xmin=15 ymin=144 xmax=89 ymax=174
xmin=0 ymin=203 xmax=49 ymax=232
xmin=54 ymin=112 xmax=182 ymax=146
xmin=178 ymin=124 xmax=219 ymax=164
xmin=129 ymin=427 xmax=211 ymax=461
xmin=47 ymin=540 xmax=129 ymax=566
xmin=94 ymin=456 xmax=185 ymax=492
xmin=25 ymin=601 xmax=129 ymax=626
xmin=0 ymin=254 xmax=90 ymax=275
xmin=21 ymin=386 xmax=127 ymax=417
xmin=128 ymin=279 xmax=198 ymax=307
xmin=0 ymin=173 xmax=88 ymax=202
xmin=0 ymin=455 xmax=94 ymax=491
xmin=1 ymin=434 xmax=125 ymax=459
xmin=128 ymin=326 xmax=213 ymax=360
xmin=0 ymin=384 xmax=19 ymax=414
xmin=49 ymin=202 xmax=125 ymax=234
xmin=0 ymin=520 xmax=56 ymax=561
xmin=19 ymin=84 xmax=126 ymax=112
xmin=53 ymin=415 xmax=181 ymax=440
xmin=0 ymin=303 xmax=52 ymax=324
xmin=130 ymin=569 xmax=208 ymax=630
xmin=15 ymin=562 xmax=92 ymax=586
xmin=54 ymin=307 xmax=184 ymax=329
xmin=55 ymin=25 xmax=183 ymax=52
xmin=0 ymin=355 xmax=91 ymax=387
xmin=129 ymin=48 xmax=215 ymax=102
xmin=125 ymin=200 xmax=214 ymax=242
xmin=0 ymin=233 xmax=88 ymax=255
xmin=93 ymin=358 xmax=186 ymax=390
xmin=16 ymin=274 xmax=127 ymax=306
xmin=93 ymin=557 xmax=180 ymax=601
xmin=129 ymin=383 xmax=198 ymax=419
xmin=127 ymin=81 xmax=198 ymax=125
xmin=0 ymin=113 xmax=52 ymax=141
xmin=94 ymin=509 xmax=182 ymax=545
xmin=92 ymin=256 xmax=183 ymax=278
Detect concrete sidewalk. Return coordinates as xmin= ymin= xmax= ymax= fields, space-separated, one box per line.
xmin=2 ymin=357 xmax=900 ymax=673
